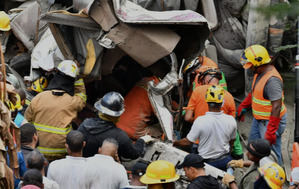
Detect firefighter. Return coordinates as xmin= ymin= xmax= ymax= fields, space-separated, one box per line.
xmin=140 ymin=160 xmax=179 ymax=189
xmin=25 ymin=60 xmax=86 ymax=161
xmin=78 ymin=91 xmax=151 ymax=159
xmin=238 ymin=44 xmax=287 ymax=165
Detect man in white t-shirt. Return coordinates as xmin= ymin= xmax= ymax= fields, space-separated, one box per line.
xmin=47 ymin=131 xmax=90 ymax=189
xmin=87 ymin=138 xmax=129 ymax=189
xmin=174 ymin=85 xmax=237 ymax=171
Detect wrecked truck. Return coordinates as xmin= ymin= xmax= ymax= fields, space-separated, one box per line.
xmin=25 ymin=0 xmax=231 ymax=184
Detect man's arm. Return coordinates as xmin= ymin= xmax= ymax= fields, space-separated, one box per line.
xmin=184 ymin=110 xmax=194 ymax=123
xmin=173 ymin=138 xmax=193 ymax=147
xmin=270 ymin=99 xmax=282 ymax=118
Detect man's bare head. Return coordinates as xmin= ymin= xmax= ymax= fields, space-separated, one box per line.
xmin=98 ymin=138 xmax=119 ymax=158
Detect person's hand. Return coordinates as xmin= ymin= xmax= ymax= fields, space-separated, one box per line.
xmin=236 ymin=93 xmax=252 ymax=122
xmin=140 ymin=135 xmax=154 ymax=144
xmin=222 ymin=174 xmax=235 ymax=187
xmin=228 ymin=159 xmax=244 ymax=168
xmin=264 ymin=116 xmax=280 ymax=145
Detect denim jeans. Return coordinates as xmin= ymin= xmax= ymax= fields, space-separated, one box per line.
xmin=248 ymin=114 xmax=287 ymax=165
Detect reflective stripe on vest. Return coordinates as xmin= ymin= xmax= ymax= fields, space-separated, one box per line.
xmin=38 ymin=146 xmax=67 ymax=155
xmin=75 ymin=92 xmax=87 ymax=102
xmin=25 ymin=99 xmax=31 ymax=106
xmin=251 ymin=67 xmax=286 ymax=120
xmin=33 ymin=122 xmax=71 ymax=135
xmin=75 ymin=79 xmax=84 ymax=86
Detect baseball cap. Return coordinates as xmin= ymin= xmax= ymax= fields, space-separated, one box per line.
xmin=177 ymin=154 xmax=205 ymax=169
xmin=131 ymin=161 xmax=149 ymax=176
xmin=246 ymin=139 xmax=271 ymax=159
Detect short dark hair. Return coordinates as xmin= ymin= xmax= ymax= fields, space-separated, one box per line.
xmin=207 ymin=102 xmax=222 ymax=109
xmin=66 ymin=131 xmax=84 ymax=153
xmin=27 ymin=150 xmax=45 ymax=171
xmin=22 ymin=169 xmax=43 ymax=188
xmin=21 ymin=123 xmax=37 ymax=144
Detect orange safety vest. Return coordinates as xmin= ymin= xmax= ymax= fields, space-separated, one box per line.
xmin=251 ymin=67 xmax=286 ymax=120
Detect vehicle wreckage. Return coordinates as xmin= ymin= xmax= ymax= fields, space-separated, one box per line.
xmin=1 ymin=0 xmax=291 ymax=186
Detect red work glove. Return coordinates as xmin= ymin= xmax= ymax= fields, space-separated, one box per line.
xmin=264 ymin=116 xmax=281 ymax=145
xmin=236 ymin=93 xmax=252 ymax=122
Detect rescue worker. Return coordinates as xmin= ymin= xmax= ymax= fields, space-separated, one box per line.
xmin=25 ymin=60 xmax=87 ymax=161
xmin=184 ymin=66 xmax=243 ymax=159
xmin=177 ymin=154 xmax=221 ymax=189
xmin=140 ymin=160 xmax=179 ymax=189
xmin=174 ymin=85 xmax=237 ymax=171
xmin=78 ymin=91 xmax=151 ymax=159
xmin=184 ymin=66 xmax=235 ymax=120
xmin=237 ymin=44 xmax=287 ymax=165
xmin=116 ymin=76 xmax=159 ymax=140
xmin=185 ymin=56 xmax=228 ymax=91
xmin=28 ymin=76 xmax=48 ymax=98
xmin=229 ymin=139 xmax=272 ymax=189
xmin=222 ymin=157 xmax=286 ymax=189
xmin=255 ymin=157 xmax=285 ymax=189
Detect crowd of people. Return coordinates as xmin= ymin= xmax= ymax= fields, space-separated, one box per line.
xmin=0 ymin=9 xmax=298 ymax=189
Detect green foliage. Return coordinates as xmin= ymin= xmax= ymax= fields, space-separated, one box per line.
xmin=256 ymin=1 xmax=299 ymax=19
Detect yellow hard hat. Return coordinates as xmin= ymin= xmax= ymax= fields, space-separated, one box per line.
xmin=241 ymin=45 xmax=271 ymax=69
xmin=0 ymin=11 xmax=11 ymax=31
xmin=140 ymin=160 xmax=180 ymax=184
xmin=205 ymin=85 xmax=224 ymax=103
xmin=31 ymin=76 xmax=48 ymax=93
xmin=258 ymin=159 xmax=285 ymax=189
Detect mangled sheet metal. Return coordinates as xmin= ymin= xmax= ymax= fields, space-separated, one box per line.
xmin=30 ymin=29 xmax=64 ymax=81
xmin=148 ymin=91 xmax=174 ymax=141
xmin=41 ymin=10 xmax=99 ymax=31
xmin=88 ymin=0 xmax=181 ymax=67
xmin=143 ymin=141 xmax=227 ymax=179
xmin=10 ymin=1 xmax=41 ymax=51
xmin=112 ymin=0 xmax=207 ymax=24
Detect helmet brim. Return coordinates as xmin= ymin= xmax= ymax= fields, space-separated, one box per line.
xmin=94 ymin=100 xmax=124 ymax=117
xmin=243 ymin=62 xmax=253 ymax=69
xmin=140 ymin=174 xmax=180 ymax=185
xmin=0 ymin=25 xmax=10 ymax=31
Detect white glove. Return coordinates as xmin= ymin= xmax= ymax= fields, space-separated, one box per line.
xmin=140 ymin=135 xmax=154 ymax=144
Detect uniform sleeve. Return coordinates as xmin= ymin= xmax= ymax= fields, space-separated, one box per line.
xmin=186 ymin=118 xmax=201 ymax=143
xmin=72 ymin=78 xmax=87 ymax=111
xmin=185 ymin=89 xmax=199 ymax=110
xmin=223 ymin=91 xmax=236 ymax=117
xmin=118 ymin=131 xmax=145 ymax=160
xmin=24 ymin=99 xmax=35 ymax=123
xmin=264 ymin=77 xmax=283 ymax=101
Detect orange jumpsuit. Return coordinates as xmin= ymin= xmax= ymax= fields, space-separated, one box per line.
xmin=116 ymin=77 xmax=158 ymax=140
xmin=185 ymin=85 xmax=236 ymax=119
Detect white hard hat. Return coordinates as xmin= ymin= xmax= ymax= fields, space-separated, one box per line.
xmin=57 ymin=60 xmax=78 ymax=78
